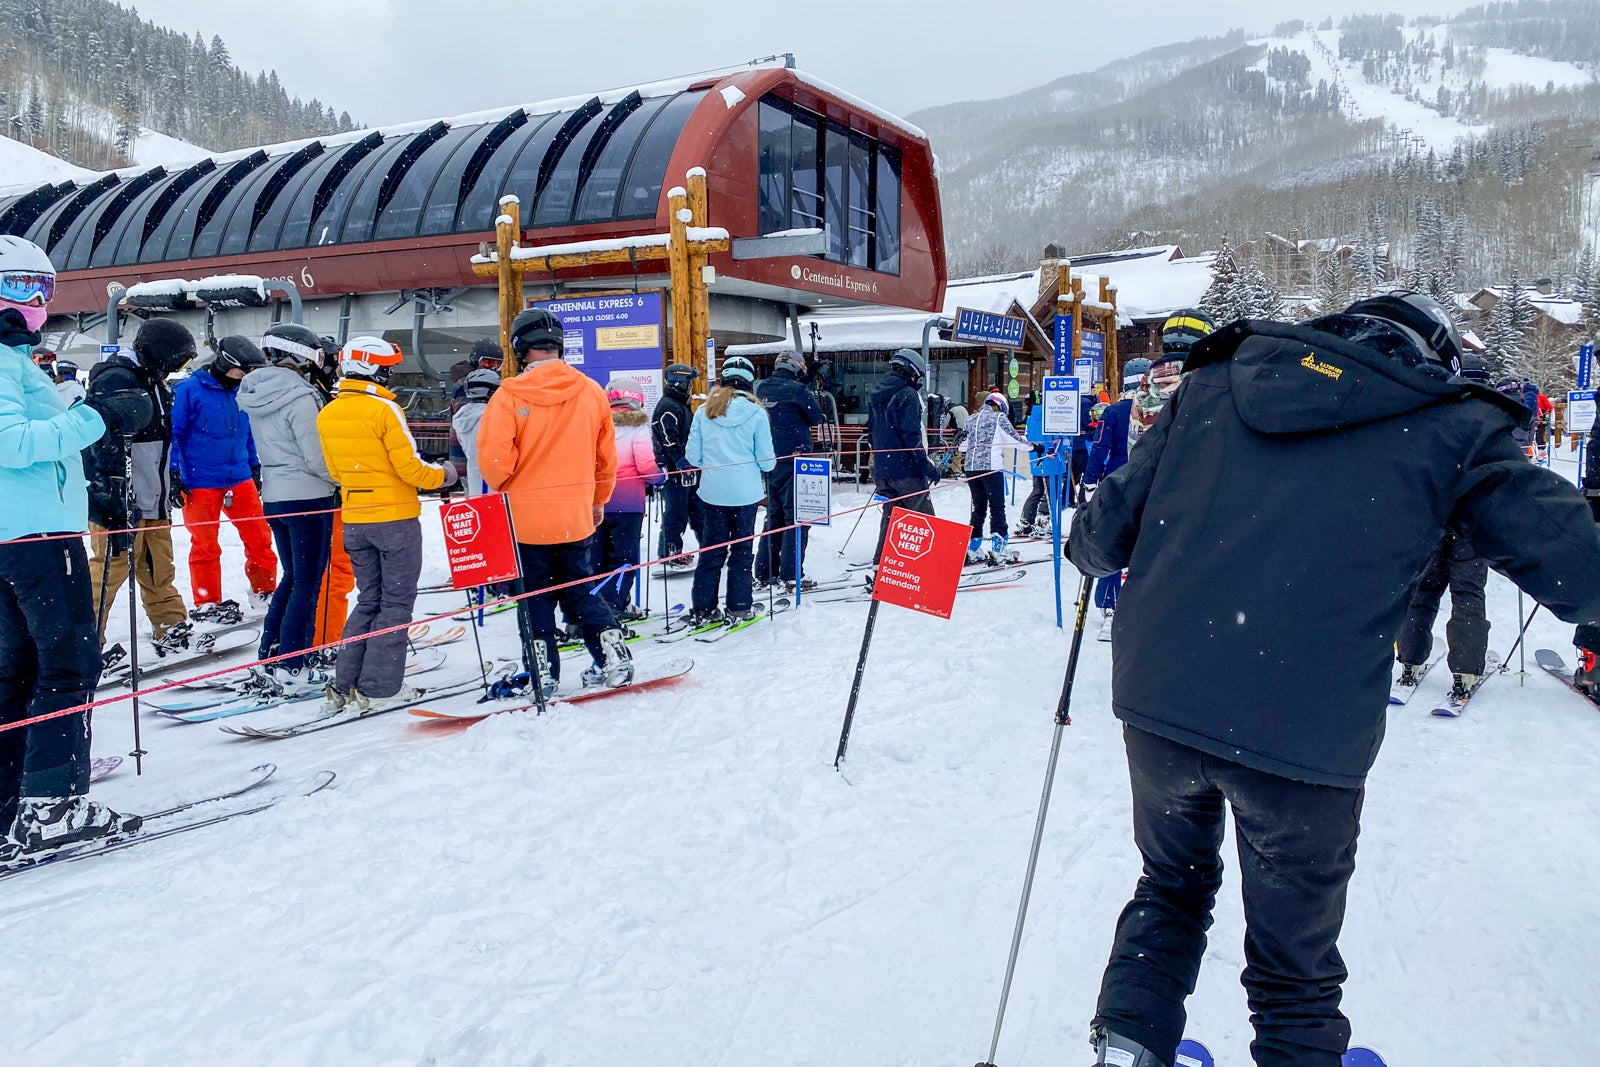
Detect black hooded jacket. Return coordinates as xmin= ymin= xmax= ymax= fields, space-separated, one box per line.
xmin=83 ymin=354 xmax=174 ymax=525
xmin=756 ymin=366 xmax=824 ymax=459
xmin=867 ymin=369 xmax=938 ymax=485
xmin=651 ymin=385 xmax=694 ymax=479
xmin=1069 ymin=319 xmax=1600 ymax=787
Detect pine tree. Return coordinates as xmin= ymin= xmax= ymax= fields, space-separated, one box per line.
xmin=1241 ymin=265 xmax=1286 ymax=319
xmin=1314 ymin=248 xmax=1353 ymax=314
xmin=1485 ymin=269 xmax=1538 ymax=379
xmin=1202 ymin=239 xmax=1244 ymax=325
xmin=113 ymin=79 xmax=140 ymax=162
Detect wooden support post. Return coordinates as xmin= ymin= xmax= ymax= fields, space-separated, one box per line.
xmin=667 ymin=185 xmax=693 ymax=376
xmin=686 ymin=168 xmax=712 ymax=390
xmin=496 ymin=195 xmax=520 ymax=379
xmin=1104 ymin=283 xmax=1121 ymax=390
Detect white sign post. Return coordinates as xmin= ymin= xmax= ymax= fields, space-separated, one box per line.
xmin=1042 ymin=376 xmax=1082 ymax=436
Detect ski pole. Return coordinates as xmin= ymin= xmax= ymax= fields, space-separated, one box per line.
xmin=976 ymin=573 xmax=1093 ymax=1067
xmin=465 ymin=591 xmax=489 ymax=693
xmin=837 ymin=494 xmax=873 ymax=556
xmin=1518 ymin=589 xmax=1528 ymax=685
xmin=1498 ymin=598 xmax=1540 ymax=675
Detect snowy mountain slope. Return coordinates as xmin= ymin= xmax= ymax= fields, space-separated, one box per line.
xmin=3 ymin=477 xmax=1598 ymax=1065
xmin=0 ymin=136 xmax=93 ymax=187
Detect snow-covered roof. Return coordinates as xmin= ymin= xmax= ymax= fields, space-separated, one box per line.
xmin=1469 ymin=287 xmax=1585 ymax=326
xmin=1051 ymin=251 xmax=1216 ymax=323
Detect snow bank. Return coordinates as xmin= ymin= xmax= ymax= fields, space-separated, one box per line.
xmin=0 ymin=137 xmax=94 ymax=195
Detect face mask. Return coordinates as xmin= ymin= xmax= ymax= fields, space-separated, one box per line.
xmin=1 ymin=300 xmax=47 ymax=332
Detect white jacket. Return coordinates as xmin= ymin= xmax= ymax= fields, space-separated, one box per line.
xmin=452 ymin=399 xmax=488 ymax=497
xmin=960 ymin=406 xmax=1030 ymax=473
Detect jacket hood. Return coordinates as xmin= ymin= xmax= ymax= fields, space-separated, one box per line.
xmin=612 ymin=409 xmax=648 ymax=427
xmin=709 ymin=393 xmax=765 ymax=428
xmin=499 ymin=359 xmax=594 ymax=406
xmin=1185 ymin=319 xmax=1526 ymax=436
xmin=236 ymin=365 xmax=316 ymax=414
xmin=871 ymin=373 xmax=913 ymax=407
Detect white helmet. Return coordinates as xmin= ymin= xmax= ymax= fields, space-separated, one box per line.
xmin=0 ymin=234 xmax=55 ymax=276
xmin=339 ymin=335 xmax=403 ymax=380
xmin=0 ymin=236 xmax=56 ymax=333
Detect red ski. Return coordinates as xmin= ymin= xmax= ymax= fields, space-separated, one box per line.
xmin=410 ymin=659 xmax=694 ymax=723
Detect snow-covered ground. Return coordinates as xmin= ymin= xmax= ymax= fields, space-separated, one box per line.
xmin=0 ymin=136 xmax=94 ymax=190
xmin=4 ymin=467 xmax=1600 ymax=1065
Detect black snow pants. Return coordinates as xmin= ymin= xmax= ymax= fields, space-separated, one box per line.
xmin=336 ymin=518 xmax=423 ymax=699
xmin=658 ymin=475 xmax=705 ymax=559
xmin=0 ymin=535 xmax=100 ymax=827
xmin=1577 ymin=496 xmax=1600 ymax=653
xmin=756 ymin=459 xmax=810 ymax=585
xmin=967 ymin=469 xmax=1007 ymax=538
xmin=1395 ymin=532 xmax=1489 ymax=675
xmin=515 ymin=539 xmax=617 ymax=681
xmin=1095 ymin=725 xmax=1362 ymax=1067
xmin=871 ymin=475 xmax=935 ymax=563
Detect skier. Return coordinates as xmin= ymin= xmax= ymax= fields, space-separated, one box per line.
xmin=169 ymin=336 xmax=278 ymax=618
xmin=1575 ymin=394 xmax=1600 ymax=693
xmin=311 ymin=333 xmax=353 ymax=652
xmin=451 ymin=368 xmax=500 ymax=497
xmin=1082 ymin=356 xmax=1153 ymax=637
xmin=236 ymin=323 xmax=338 ymax=696
xmin=0 ymin=235 xmax=141 ymax=857
xmin=33 ymin=348 xmax=84 ymax=404
xmin=596 ymin=377 xmax=664 ymax=621
xmin=82 ymin=319 xmax=195 ymax=659
xmin=683 ymin=356 xmax=776 ymax=626
xmin=1068 ymin=292 xmax=1600 ymax=1067
xmin=1394 ymin=531 xmax=1490 ymax=702
xmin=475 ymin=307 xmax=632 ymax=697
xmin=867 ymin=349 xmax=942 ymax=562
xmin=652 ymin=361 xmax=704 ymax=569
xmin=317 ymin=336 xmax=456 ymax=710
xmin=960 ymin=390 xmax=1030 ymax=562
xmin=755 ymin=351 xmax=825 ymax=591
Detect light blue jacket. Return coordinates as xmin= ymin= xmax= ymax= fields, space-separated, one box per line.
xmin=686 ymin=392 xmax=775 ymax=507
xmin=0 ymin=341 xmax=105 ymax=540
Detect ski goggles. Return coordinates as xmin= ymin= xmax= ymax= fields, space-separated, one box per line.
xmin=0 ymin=271 xmax=55 ymax=306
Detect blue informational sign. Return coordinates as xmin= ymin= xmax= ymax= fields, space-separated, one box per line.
xmin=100 ymin=344 xmax=118 ymax=360
xmin=952 ymin=306 xmax=1027 ymax=349
xmin=1580 ymin=344 xmax=1594 ymax=389
xmin=530 ymin=292 xmax=665 ymax=407
xmin=794 ymin=457 xmax=833 ymax=527
xmin=1041 ymin=376 xmax=1082 ymax=436
xmin=1053 ymin=313 xmax=1073 ymax=374
xmin=1080 ymin=329 xmax=1105 ymax=384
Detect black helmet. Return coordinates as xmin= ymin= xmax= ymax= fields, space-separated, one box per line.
xmin=1306 ymin=313 xmax=1435 ymax=370
xmin=1459 ymin=353 xmax=1491 ymax=382
xmin=509 ymin=307 xmax=564 ymax=357
xmin=208 ymin=335 xmax=267 ymax=389
xmin=469 ymin=336 xmax=505 ymax=368
xmin=318 ymin=334 xmax=340 ymax=362
xmin=260 ymin=323 xmax=324 ymax=370
xmin=1160 ymin=309 xmax=1215 ymax=354
xmin=132 ymin=317 xmax=197 ymax=376
xmin=89 ymin=384 xmax=154 ymax=437
xmin=890 ymin=348 xmax=927 ymax=383
xmin=664 ymin=362 xmax=697 ymax=393
xmin=1344 ymin=292 xmax=1463 ymax=373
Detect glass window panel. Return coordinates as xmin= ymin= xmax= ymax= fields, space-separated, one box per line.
xmin=788 ymin=111 xmax=820 ymax=233
xmin=273 ymin=138 xmax=380 ymax=250
xmin=846 ymin=132 xmax=872 ymax=268
xmin=455 ymin=112 xmax=557 ymax=233
xmin=614 ymin=90 xmax=705 ymax=221
xmin=375 ymin=124 xmax=479 ymax=241
xmin=874 ymin=148 xmax=901 ymax=275
xmin=250 ymin=147 xmax=345 ymax=252
xmin=573 ymin=96 xmax=669 ymax=224
xmin=313 ymin=135 xmax=410 ymax=246
xmin=532 ymin=107 xmax=610 ymax=227
xmin=23 ymin=184 xmax=96 ymax=252
xmin=192 ymin=158 xmax=281 ymax=260
xmin=221 ymin=147 xmax=321 ymax=256
xmin=419 ymin=119 xmax=517 ymax=236
xmin=103 ymin=168 xmax=200 ymax=266
xmin=823 ymin=123 xmax=848 ymax=262
xmin=54 ymin=182 xmax=126 ymax=269
xmin=757 ymin=100 xmax=790 ymax=235
xmin=153 ymin=166 xmax=236 ymax=262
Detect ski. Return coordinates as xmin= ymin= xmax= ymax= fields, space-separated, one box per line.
xmin=219 ymin=671 xmax=499 ymax=739
xmin=101 ymin=627 xmax=260 ymax=689
xmin=177 ymin=624 xmax=447 ymax=693
xmin=1389 ymin=651 xmax=1446 ymax=706
xmin=1534 ymin=648 xmax=1600 ymax=708
xmin=412 ymin=624 xmax=468 ymax=649
xmin=1429 ymin=653 xmax=1501 ymax=718
xmin=89 ymin=756 xmax=121 ymax=783
xmin=151 ymin=647 xmax=452 ymax=718
xmin=1174 ymin=1041 xmax=1384 ymax=1066
xmin=410 ymin=659 xmax=695 ymax=722
xmin=655 ymin=614 xmax=742 ymax=643
xmin=695 ymin=599 xmax=792 ymax=642
xmin=0 ymin=767 xmax=335 ymax=881
xmin=451 ymin=600 xmax=518 ymax=622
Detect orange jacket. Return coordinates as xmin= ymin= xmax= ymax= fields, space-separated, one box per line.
xmin=477 ymin=360 xmax=616 ymax=545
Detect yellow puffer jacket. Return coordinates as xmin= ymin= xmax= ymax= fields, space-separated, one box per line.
xmin=317 ymin=379 xmax=445 ymax=523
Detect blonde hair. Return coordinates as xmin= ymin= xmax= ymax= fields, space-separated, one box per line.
xmin=704 ymin=384 xmax=751 ymax=419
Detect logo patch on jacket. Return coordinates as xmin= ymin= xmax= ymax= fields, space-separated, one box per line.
xmin=1300 ymin=353 xmax=1344 ymax=381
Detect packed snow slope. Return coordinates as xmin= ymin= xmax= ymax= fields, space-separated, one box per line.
xmin=4 ymin=471 xmax=1599 ymax=1065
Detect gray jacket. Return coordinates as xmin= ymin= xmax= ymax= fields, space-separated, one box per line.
xmin=451 ymin=399 xmax=488 ymax=497
xmin=235 ymin=366 xmax=335 ymax=503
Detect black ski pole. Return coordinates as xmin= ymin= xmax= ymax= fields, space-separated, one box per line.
xmin=123 ymin=450 xmax=146 ymax=775
xmin=833 ymin=597 xmax=881 ymax=768
xmin=93 ymin=530 xmax=113 ymax=660
xmin=1516 ymin=589 xmax=1529 ymax=684
xmin=976 ymin=573 xmax=1094 ymax=1067
xmin=837 ymin=501 xmax=868 ymax=557
xmin=1497 ymin=598 xmax=1540 ymax=674
xmin=465 ymin=590 xmax=490 ymax=693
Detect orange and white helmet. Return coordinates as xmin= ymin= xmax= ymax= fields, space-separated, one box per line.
xmin=339 ymin=335 xmax=403 ymax=380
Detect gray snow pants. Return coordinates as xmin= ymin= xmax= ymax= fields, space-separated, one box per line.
xmin=335 ymin=518 xmax=422 ymax=699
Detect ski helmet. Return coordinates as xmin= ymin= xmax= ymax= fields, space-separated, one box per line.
xmin=1160 ymin=309 xmax=1215 ymax=355
xmin=1121 ymin=356 xmax=1153 ymax=388
xmin=318 ymin=334 xmax=341 ymax=364
xmin=469 ymin=336 xmax=505 ymax=369
xmin=1459 ymin=353 xmax=1491 ymax=382
xmin=1306 ymin=312 xmax=1434 ymax=370
xmin=1344 ymin=292 xmax=1463 ymax=373
xmin=984 ymin=390 xmax=1008 ymax=410
xmin=462 ymin=368 xmax=501 ymax=402
xmin=775 ymin=351 xmax=807 ymax=377
xmin=338 ymin=335 xmax=404 ymax=381
xmin=207 ymin=335 xmax=267 ymax=388
xmin=720 ymin=355 xmax=756 ymax=387
xmin=508 ymin=307 xmax=564 ymax=359
xmin=889 ymin=348 xmax=927 ymax=383
xmin=607 ymin=376 xmax=646 ymax=411
xmin=31 ymin=348 xmax=55 ymax=373
xmin=132 ymin=318 xmax=197 ymax=376
xmin=0 ymin=235 xmax=54 ymax=333
xmin=664 ymin=362 xmax=697 ymax=393
xmin=260 ymin=322 xmax=324 ymax=371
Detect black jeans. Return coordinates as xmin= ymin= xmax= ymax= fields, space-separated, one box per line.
xmin=658 ymin=475 xmax=705 ymax=558
xmin=872 ymin=476 xmax=935 ymax=562
xmin=1095 ymin=725 xmax=1362 ymax=1067
xmin=967 ymin=469 xmax=1008 ymax=538
xmin=756 ymin=459 xmax=810 ymax=584
xmin=595 ymin=512 xmax=644 ymax=612
xmin=262 ymin=496 xmax=335 ymax=669
xmin=1396 ymin=533 xmax=1489 ymax=674
xmin=516 ymin=539 xmax=617 ymax=680
xmin=0 ymin=535 xmax=100 ymax=824
xmin=692 ymin=503 xmax=758 ymax=613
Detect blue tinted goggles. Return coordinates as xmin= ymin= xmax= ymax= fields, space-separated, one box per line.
xmin=0 ymin=271 xmax=55 ymax=305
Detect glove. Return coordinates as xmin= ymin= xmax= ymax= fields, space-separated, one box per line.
xmin=438 ymin=460 xmax=459 ymax=487
xmin=251 ymin=465 xmax=263 ymax=491
xmin=169 ymin=468 xmax=188 ymax=511
xmin=680 ymin=466 xmax=699 ymax=487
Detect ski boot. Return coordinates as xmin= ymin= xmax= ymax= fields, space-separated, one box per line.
xmin=683 ymin=607 xmax=723 ymax=629
xmin=7 ymin=795 xmax=142 ymax=855
xmin=1395 ymin=662 xmax=1424 ymax=688
xmin=784 ymin=577 xmax=818 ymax=594
xmin=190 ymin=599 xmax=243 ymax=626
xmin=988 ymin=533 xmax=1017 ymax=564
xmin=1449 ymin=672 xmax=1481 ymax=703
xmin=101 ymin=643 xmax=128 ymax=673
xmin=1090 ymin=1026 xmax=1167 ymax=1067
xmin=151 ymin=622 xmax=194 ymax=657
xmin=966 ymin=537 xmax=986 ymax=564
xmin=665 ymin=554 xmax=696 ymax=572
xmin=322 ymin=682 xmax=353 ymax=711
xmin=723 ymin=607 xmax=762 ymax=624
xmin=616 ymin=605 xmax=649 ymax=625
xmin=1097 ymin=608 xmax=1115 ymax=642
xmin=1575 ymin=648 xmax=1600 ymax=695
xmin=589 ymin=628 xmax=634 ymax=687
xmin=349 ymin=685 xmax=422 ymax=713
xmin=247 ymin=589 xmax=276 ymax=612
xmin=531 ymin=634 xmax=559 ymax=700
xmin=247 ymin=666 xmax=335 ymax=700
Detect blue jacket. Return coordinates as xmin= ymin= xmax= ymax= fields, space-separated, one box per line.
xmin=170 ymin=370 xmax=259 ymax=490
xmin=756 ymin=367 xmax=824 ymax=459
xmin=1085 ymin=397 xmax=1132 ymax=482
xmin=0 ymin=341 xmax=105 ymax=539
xmin=687 ymin=392 xmax=776 ymax=507
xmin=867 ymin=370 xmax=938 ymax=484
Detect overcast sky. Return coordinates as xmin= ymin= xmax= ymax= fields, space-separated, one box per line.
xmin=128 ymin=0 xmax=1471 ymax=129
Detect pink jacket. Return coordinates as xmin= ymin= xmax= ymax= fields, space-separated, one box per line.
xmin=609 ymin=411 xmax=664 ymax=513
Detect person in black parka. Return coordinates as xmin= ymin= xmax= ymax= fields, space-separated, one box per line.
xmin=867 ymin=349 xmax=940 ymax=562
xmin=755 ymin=352 xmax=825 ymax=589
xmin=1068 ymin=294 xmax=1600 ymax=1067
xmin=651 ymin=362 xmax=706 ymax=568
